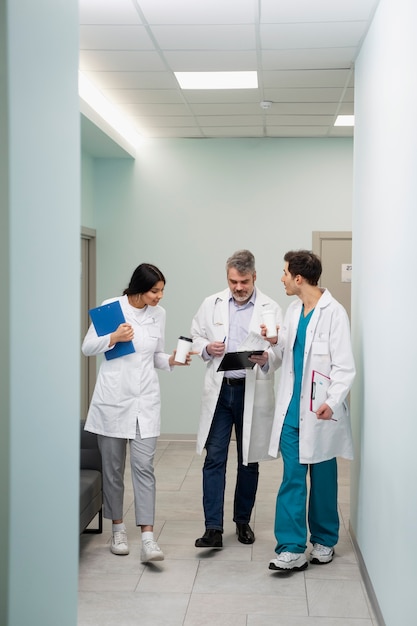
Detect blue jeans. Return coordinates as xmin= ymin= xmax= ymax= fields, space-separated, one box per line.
xmin=274 ymin=422 xmax=339 ymax=553
xmin=202 ymin=381 xmax=259 ymax=531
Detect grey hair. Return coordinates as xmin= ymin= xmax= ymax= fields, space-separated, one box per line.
xmin=226 ymin=249 xmax=256 ymax=275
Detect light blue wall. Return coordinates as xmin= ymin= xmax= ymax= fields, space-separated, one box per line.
xmin=0 ymin=0 xmax=11 ymax=617
xmin=82 ymin=137 xmax=353 ymax=435
xmin=81 ymin=152 xmax=96 ymax=230
xmin=351 ymin=0 xmax=417 ymax=624
xmin=1 ymin=1 xmax=80 ymax=624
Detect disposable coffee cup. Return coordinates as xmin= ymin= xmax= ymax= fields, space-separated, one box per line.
xmin=261 ymin=309 xmax=277 ymax=339
xmin=175 ymin=336 xmax=193 ymax=363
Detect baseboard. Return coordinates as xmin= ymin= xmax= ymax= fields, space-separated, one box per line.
xmin=349 ymin=522 xmax=386 ymax=626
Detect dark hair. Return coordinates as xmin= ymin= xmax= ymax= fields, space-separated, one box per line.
xmin=226 ymin=249 xmax=256 ymax=275
xmin=123 ymin=263 xmax=166 ymax=295
xmin=284 ymin=250 xmax=322 ymax=286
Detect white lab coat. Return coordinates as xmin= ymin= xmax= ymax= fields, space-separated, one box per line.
xmin=191 ymin=287 xmax=283 ymax=465
xmin=82 ymin=295 xmax=171 ymax=439
xmin=268 ymin=289 xmax=356 ymax=464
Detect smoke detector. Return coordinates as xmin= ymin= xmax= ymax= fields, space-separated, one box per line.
xmin=260 ymin=100 xmax=273 ymax=110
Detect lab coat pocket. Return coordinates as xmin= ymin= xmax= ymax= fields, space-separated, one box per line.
xmin=312 ymin=341 xmax=329 ymax=355
xmin=142 ymin=320 xmax=161 ymax=347
xmin=146 ymin=318 xmax=161 ymax=337
xmin=95 ymin=369 xmax=122 ymax=405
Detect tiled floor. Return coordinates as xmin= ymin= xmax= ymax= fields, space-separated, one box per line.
xmin=78 ymin=439 xmax=377 ymax=626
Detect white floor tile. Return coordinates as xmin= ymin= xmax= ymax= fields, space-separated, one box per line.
xmin=78 ymin=591 xmax=189 ymax=626
xmin=306 ymin=578 xmax=371 ymax=619
xmin=78 ymin=443 xmax=376 ymax=625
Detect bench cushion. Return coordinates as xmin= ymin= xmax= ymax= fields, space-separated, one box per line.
xmin=80 ymin=469 xmax=102 ymax=533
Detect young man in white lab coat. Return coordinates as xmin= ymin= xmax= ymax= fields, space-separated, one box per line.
xmin=265 ymin=250 xmax=355 ymax=572
xmin=191 ymin=250 xmax=282 ymax=549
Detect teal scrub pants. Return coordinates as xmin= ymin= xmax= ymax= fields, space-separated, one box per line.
xmin=274 ymin=422 xmax=339 ymax=554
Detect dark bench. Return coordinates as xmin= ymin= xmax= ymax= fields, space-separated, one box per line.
xmin=80 ymin=420 xmax=103 ymax=534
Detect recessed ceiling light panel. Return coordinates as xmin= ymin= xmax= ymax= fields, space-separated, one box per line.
xmin=334 ymin=115 xmax=355 ymax=127
xmin=174 ymin=71 xmax=258 ymax=90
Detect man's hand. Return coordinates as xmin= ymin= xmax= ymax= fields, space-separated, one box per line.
xmin=248 ymin=351 xmax=269 ymax=368
xmin=316 ymin=403 xmax=335 ymax=420
xmin=260 ymin=323 xmax=278 ymax=345
xmin=206 ymin=341 xmax=226 ymax=357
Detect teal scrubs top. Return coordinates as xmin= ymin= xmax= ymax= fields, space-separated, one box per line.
xmin=284 ymin=307 xmax=314 ymax=427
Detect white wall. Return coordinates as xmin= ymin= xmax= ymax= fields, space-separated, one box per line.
xmin=1 ymin=1 xmax=81 ymax=624
xmin=351 ymin=0 xmax=417 ymax=624
xmin=83 ymin=137 xmax=353 ymax=435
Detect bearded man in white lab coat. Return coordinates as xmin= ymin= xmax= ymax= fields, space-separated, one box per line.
xmin=191 ymin=250 xmax=282 ymax=549
xmin=265 ymin=250 xmax=355 ymax=572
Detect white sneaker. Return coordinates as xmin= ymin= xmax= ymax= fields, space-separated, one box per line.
xmin=310 ymin=543 xmax=334 ymax=564
xmin=111 ymin=530 xmax=129 ymax=555
xmin=269 ymin=552 xmax=308 ymax=571
xmin=141 ymin=539 xmax=164 ymax=563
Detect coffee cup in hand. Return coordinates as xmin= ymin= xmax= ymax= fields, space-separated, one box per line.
xmin=261 ymin=309 xmax=277 ymax=339
xmin=175 ymin=336 xmax=193 ymax=363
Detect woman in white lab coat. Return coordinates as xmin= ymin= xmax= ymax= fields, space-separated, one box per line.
xmin=266 ymin=250 xmax=355 ymax=573
xmin=82 ymin=263 xmax=191 ymax=563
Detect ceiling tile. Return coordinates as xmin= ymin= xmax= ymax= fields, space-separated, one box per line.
xmin=141 ymin=126 xmax=204 ymax=138
xmin=263 ymin=87 xmax=354 ymax=103
xmin=79 ymin=0 xmax=373 ymax=140
xmin=260 ymin=22 xmax=369 ymax=49
xmin=83 ymin=71 xmax=178 ymax=90
xmin=137 ymin=0 xmax=255 ymax=25
xmin=133 ymin=115 xmax=198 ymax=127
xmin=150 ymin=24 xmax=256 ymax=50
xmin=122 ymin=102 xmax=192 ymax=116
xmin=261 ymin=48 xmax=357 ymax=70
xmin=202 ymin=126 xmax=264 ymax=137
xmin=80 ymin=50 xmax=166 ymax=72
xmin=262 ymin=69 xmax=352 ymax=89
xmin=101 ymin=88 xmax=186 ymax=104
xmin=163 ymin=51 xmax=258 ymax=72
xmin=260 ymin=0 xmax=379 ymax=22
xmin=79 ymin=0 xmax=143 ymax=25
xmin=80 ymin=25 xmax=154 ymax=50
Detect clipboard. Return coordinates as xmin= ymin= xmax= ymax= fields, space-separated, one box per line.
xmin=217 ymin=350 xmax=264 ymax=372
xmin=310 ymin=370 xmax=330 ymax=412
xmin=89 ymin=300 xmax=135 ymax=360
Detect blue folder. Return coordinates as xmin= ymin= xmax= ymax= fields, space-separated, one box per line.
xmin=89 ymin=300 xmax=135 ymax=360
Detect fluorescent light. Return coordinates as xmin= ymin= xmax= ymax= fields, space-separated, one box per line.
xmin=334 ymin=115 xmax=355 ymax=127
xmin=174 ymin=71 xmax=258 ymax=90
xmin=78 ymin=72 xmax=142 ymax=149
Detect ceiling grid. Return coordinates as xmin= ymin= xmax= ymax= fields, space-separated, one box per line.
xmin=79 ymin=0 xmax=380 ymax=139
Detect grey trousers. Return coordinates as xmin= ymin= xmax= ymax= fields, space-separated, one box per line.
xmin=97 ymin=425 xmax=157 ymax=526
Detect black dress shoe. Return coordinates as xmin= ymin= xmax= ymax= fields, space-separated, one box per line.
xmin=195 ymin=529 xmax=223 ymax=548
xmin=236 ymin=523 xmax=255 ymax=544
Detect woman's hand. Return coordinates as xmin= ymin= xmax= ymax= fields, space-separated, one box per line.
xmin=109 ymin=323 xmax=134 ymax=347
xmin=169 ymin=351 xmax=196 ymax=367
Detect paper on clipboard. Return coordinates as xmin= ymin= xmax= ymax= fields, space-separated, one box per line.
xmin=310 ymin=370 xmax=330 ymax=412
xmin=238 ymin=331 xmax=269 ymax=352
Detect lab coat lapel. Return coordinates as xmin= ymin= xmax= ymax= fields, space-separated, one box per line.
xmin=213 ymin=290 xmax=230 ymax=342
